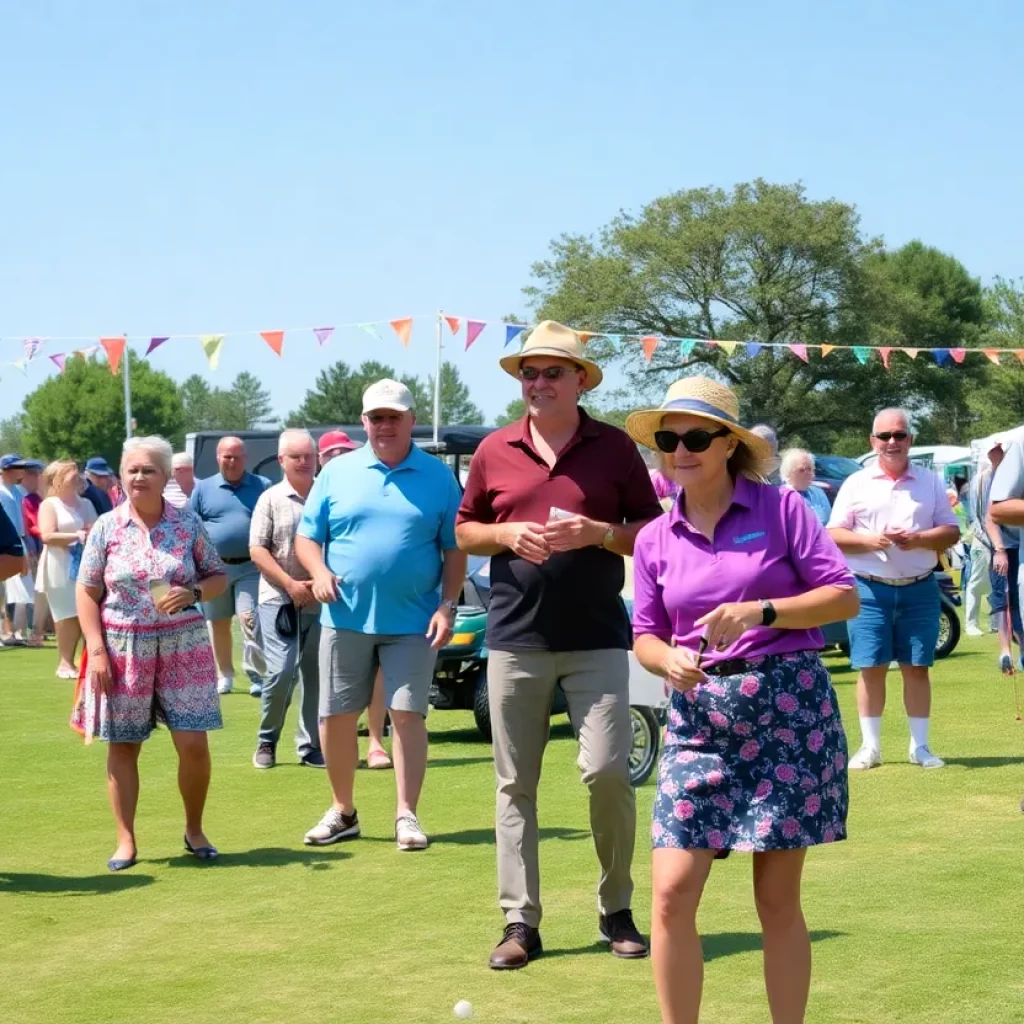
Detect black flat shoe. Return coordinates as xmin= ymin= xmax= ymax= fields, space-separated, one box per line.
xmin=183 ymin=835 xmax=219 ymax=860
xmin=107 ymin=855 xmax=137 ymax=872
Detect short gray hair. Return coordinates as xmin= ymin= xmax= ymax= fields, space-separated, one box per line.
xmin=171 ymin=452 xmax=193 ymax=469
xmin=122 ymin=435 xmax=173 ymax=476
xmin=780 ymin=447 xmax=815 ymax=483
xmin=750 ymin=424 xmax=778 ymax=455
xmin=278 ymin=428 xmax=315 ymax=455
xmin=872 ymin=407 xmax=912 ymax=433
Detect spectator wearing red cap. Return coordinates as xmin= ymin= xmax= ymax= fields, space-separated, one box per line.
xmin=318 ymin=430 xmax=360 ymax=468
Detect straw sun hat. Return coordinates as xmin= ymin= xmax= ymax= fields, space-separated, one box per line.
xmin=498 ymin=320 xmax=603 ymax=391
xmin=625 ymin=377 xmax=775 ymax=463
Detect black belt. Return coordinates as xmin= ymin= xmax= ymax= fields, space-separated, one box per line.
xmin=702 ymin=651 xmax=814 ymax=677
xmin=221 ymin=556 xmax=252 ymax=565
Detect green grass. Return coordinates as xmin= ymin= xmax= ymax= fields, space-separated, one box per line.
xmin=1 ymin=632 xmax=1023 ymax=1024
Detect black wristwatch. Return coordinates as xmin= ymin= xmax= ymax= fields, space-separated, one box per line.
xmin=759 ymin=599 xmax=777 ymax=627
xmin=191 ymin=586 xmax=203 ymax=606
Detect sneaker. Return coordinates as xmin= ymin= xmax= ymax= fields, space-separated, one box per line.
xmin=598 ymin=909 xmax=649 ymax=959
xmin=965 ymin=625 xmax=984 ymax=637
xmin=217 ymin=677 xmax=234 ymax=695
xmin=300 ymin=750 xmax=326 ymax=769
xmin=304 ymin=807 xmax=360 ymax=846
xmin=249 ymin=682 xmax=262 ymax=698
xmin=848 ymin=746 xmax=882 ymax=770
xmin=909 ymin=745 xmax=945 ymax=769
xmin=252 ymin=742 xmax=276 ymax=769
xmin=395 ymin=812 xmax=428 ymax=851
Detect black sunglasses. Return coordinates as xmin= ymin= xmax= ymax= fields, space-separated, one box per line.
xmin=654 ymin=427 xmax=731 ymax=454
xmin=873 ymin=431 xmax=909 ymax=442
xmin=518 ymin=365 xmax=581 ymax=381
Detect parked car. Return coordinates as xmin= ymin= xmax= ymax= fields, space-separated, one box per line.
xmin=811 ymin=453 xmax=862 ymax=505
xmin=820 ymin=570 xmax=962 ymax=660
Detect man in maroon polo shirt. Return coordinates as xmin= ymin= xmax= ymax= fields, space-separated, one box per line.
xmin=457 ymin=320 xmax=662 ymax=971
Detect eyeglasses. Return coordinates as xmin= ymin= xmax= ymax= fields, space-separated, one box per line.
xmin=873 ymin=431 xmax=909 ymax=442
xmin=518 ymin=365 xmax=579 ymax=382
xmin=654 ymin=427 xmax=730 ymax=454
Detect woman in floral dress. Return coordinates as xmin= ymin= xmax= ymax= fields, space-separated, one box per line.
xmin=626 ymin=378 xmax=859 ymax=1024
xmin=72 ymin=436 xmax=228 ymax=872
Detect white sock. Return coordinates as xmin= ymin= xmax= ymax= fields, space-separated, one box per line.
xmin=908 ymin=717 xmax=929 ymax=752
xmin=859 ymin=716 xmax=882 ymax=752
xmin=219 ymin=672 xmax=234 ymax=684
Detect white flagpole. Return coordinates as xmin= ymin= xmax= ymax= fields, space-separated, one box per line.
xmin=433 ymin=311 xmax=443 ymax=444
xmin=123 ymin=336 xmax=133 ymax=440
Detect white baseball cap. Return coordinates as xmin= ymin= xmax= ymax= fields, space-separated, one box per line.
xmin=362 ymin=378 xmax=415 ymax=414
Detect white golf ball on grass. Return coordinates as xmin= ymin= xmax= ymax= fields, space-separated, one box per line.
xmin=453 ymin=999 xmax=473 ymax=1019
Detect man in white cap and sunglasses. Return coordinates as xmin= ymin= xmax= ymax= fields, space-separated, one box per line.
xmin=457 ymin=321 xmax=662 ymax=970
xmin=296 ymin=379 xmax=466 ymax=852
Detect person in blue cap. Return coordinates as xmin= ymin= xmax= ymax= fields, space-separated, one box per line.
xmin=82 ymin=457 xmax=124 ymax=518
xmin=0 ymin=454 xmax=32 ymax=644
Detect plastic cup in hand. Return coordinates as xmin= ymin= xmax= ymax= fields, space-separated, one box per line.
xmin=548 ymin=506 xmax=574 ymax=522
xmin=149 ymin=580 xmax=170 ymax=609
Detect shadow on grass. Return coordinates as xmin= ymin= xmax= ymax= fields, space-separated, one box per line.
xmin=429 ymin=756 xmax=493 ymax=769
xmin=944 ymin=755 xmax=1024 ymax=769
xmin=704 ymin=929 xmax=844 ymax=962
xmin=429 ymin=721 xmax=576 ymax=746
xmin=0 ymin=871 xmax=155 ymax=895
xmin=359 ymin=826 xmax=590 ymax=846
xmin=159 ymin=847 xmax=350 ymax=870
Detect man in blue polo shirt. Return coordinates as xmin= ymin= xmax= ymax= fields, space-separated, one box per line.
xmin=191 ymin=436 xmax=270 ymax=695
xmin=0 ymin=505 xmax=24 ymax=583
xmin=296 ymin=379 xmax=466 ymax=852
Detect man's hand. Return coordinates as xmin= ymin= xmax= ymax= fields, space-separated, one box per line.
xmin=542 ymin=515 xmax=606 ymax=553
xmin=695 ymin=601 xmax=763 ymax=652
xmin=993 ymin=549 xmax=1009 ymax=577
xmin=884 ymin=529 xmax=921 ymax=551
xmin=75 ymin=529 xmax=88 ymax=545
xmin=425 ymin=606 xmax=455 ymax=650
xmin=310 ymin=568 xmax=340 ymax=604
xmin=287 ymin=579 xmax=316 ymax=608
xmin=662 ymin=646 xmax=707 ymax=693
xmin=499 ymin=523 xmax=551 ymax=565
xmin=156 ymin=586 xmax=197 ymax=615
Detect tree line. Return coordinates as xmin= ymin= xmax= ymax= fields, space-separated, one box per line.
xmin=0 ymin=357 xmax=484 ymax=468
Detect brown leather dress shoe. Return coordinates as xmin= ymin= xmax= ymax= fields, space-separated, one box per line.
xmin=599 ymin=909 xmax=649 ymax=959
xmin=488 ymin=922 xmax=543 ymax=970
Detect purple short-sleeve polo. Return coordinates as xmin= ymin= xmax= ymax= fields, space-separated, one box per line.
xmin=632 ymin=478 xmax=854 ymax=665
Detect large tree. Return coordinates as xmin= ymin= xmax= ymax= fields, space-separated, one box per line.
xmin=179 ymin=372 xmax=275 ymax=431
xmin=286 ymin=361 xmax=426 ymax=426
xmin=426 ymin=362 xmax=484 ymax=425
xmin=22 ymin=353 xmax=185 ymax=465
xmin=0 ymin=414 xmax=26 ymax=456
xmin=966 ymin=277 xmax=1024 ymax=437
xmin=526 ymin=180 xmax=985 ymax=452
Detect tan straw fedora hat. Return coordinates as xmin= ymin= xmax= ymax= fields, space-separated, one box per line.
xmin=498 ymin=320 xmax=603 ymax=391
xmin=625 ymin=376 xmax=774 ymax=461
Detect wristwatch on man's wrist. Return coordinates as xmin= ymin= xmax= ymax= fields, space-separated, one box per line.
xmin=440 ymin=598 xmax=458 ymax=616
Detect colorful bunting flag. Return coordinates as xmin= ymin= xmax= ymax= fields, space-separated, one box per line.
xmin=879 ymin=347 xmax=893 ymax=369
xmin=852 ymin=346 xmax=871 ymax=365
xmin=1015 ymin=351 xmax=1024 ymax=365
xmin=23 ymin=337 xmax=43 ymax=362
xmin=146 ymin=336 xmax=170 ymax=356
xmin=466 ymin=320 xmax=486 ymax=350
xmin=260 ymin=331 xmax=284 ymax=356
xmin=679 ymin=339 xmax=696 ymax=360
xmin=983 ymin=349 xmax=1002 ymax=365
xmin=820 ymin=344 xmax=835 ymax=357
xmin=313 ymin=326 xmax=334 ymax=347
xmin=387 ymin=317 xmax=411 ymax=350
xmin=49 ymin=353 xmax=66 ymax=372
xmin=504 ymin=324 xmax=526 ymax=348
xmin=641 ymin=335 xmax=660 ymax=361
xmin=789 ymin=343 xmax=809 ymax=363
xmin=358 ymin=323 xmax=382 ymax=343
xmin=100 ymin=336 xmax=126 ymax=375
xmin=745 ymin=342 xmax=762 ymax=358
xmin=12 ymin=359 xmax=27 ymax=375
xmin=200 ymin=334 xmax=224 ymax=371
xmin=578 ymin=332 xmax=595 ymax=346
xmin=904 ymin=348 xmax=919 ymax=360
xmin=933 ymin=349 xmax=951 ymax=367
xmin=716 ymin=340 xmax=739 ymax=357
xmin=444 ymin=316 xmax=461 ymax=335
xmin=604 ymin=334 xmax=623 ymax=346
xmin=950 ymin=348 xmax=967 ymax=364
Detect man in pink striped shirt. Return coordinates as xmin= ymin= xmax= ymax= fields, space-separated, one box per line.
xmin=827 ymin=408 xmax=960 ymax=771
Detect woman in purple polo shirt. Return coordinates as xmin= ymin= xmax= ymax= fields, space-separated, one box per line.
xmin=627 ymin=378 xmax=859 ymax=1024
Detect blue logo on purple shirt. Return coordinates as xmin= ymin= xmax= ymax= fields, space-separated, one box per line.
xmin=732 ymin=531 xmax=766 ymax=545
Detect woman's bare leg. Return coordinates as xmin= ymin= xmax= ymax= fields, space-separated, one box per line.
xmin=170 ymin=730 xmax=213 ymax=848
xmin=107 ymin=742 xmax=142 ymax=861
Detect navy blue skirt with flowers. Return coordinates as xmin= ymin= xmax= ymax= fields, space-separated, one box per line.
xmin=652 ymin=651 xmax=848 ymax=854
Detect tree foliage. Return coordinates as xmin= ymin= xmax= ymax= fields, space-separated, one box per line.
xmin=22 ymin=354 xmax=185 ymax=465
xmin=427 ymin=362 xmax=484 ymax=425
xmin=527 ymin=180 xmax=986 ymax=452
xmin=179 ymin=372 xmax=274 ymax=431
xmin=0 ymin=414 xmax=26 ymax=455
xmin=967 ymin=277 xmax=1024 ymax=438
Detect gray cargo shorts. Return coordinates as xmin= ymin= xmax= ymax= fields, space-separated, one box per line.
xmin=318 ymin=627 xmax=438 ymax=718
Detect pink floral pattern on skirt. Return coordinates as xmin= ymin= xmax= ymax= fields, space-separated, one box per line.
xmin=652 ymin=652 xmax=848 ymax=853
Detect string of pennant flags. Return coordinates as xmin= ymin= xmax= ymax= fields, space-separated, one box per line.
xmin=2 ymin=313 xmax=1023 ymax=377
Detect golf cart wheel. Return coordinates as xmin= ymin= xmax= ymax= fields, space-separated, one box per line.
xmin=935 ymin=605 xmax=960 ymax=659
xmin=628 ymin=706 xmax=661 ymax=787
xmin=473 ymin=672 xmax=492 ymax=742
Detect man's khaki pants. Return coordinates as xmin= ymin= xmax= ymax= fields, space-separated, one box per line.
xmin=488 ymin=648 xmax=636 ymax=930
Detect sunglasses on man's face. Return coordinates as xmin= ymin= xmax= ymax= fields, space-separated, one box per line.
xmin=654 ymin=427 xmax=731 ymax=454
xmin=873 ymin=431 xmax=909 ymax=442
xmin=519 ymin=365 xmax=578 ymax=382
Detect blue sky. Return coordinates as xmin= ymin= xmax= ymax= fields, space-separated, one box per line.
xmin=2 ymin=0 xmax=1022 ymax=428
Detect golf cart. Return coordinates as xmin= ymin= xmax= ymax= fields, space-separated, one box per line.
xmin=432 ymin=557 xmax=668 ymax=788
